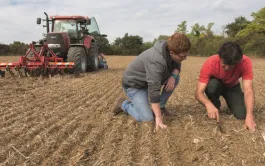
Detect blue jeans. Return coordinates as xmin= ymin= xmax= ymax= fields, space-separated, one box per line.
xmin=122 ymin=76 xmax=180 ymax=122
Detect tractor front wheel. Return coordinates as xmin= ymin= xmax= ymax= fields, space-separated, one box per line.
xmin=87 ymin=42 xmax=99 ymax=71
xmin=67 ymin=47 xmax=87 ymax=74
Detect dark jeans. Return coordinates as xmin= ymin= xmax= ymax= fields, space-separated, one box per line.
xmin=205 ymin=78 xmax=246 ymax=119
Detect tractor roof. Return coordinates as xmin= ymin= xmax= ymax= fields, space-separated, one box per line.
xmin=50 ymin=15 xmax=89 ymax=21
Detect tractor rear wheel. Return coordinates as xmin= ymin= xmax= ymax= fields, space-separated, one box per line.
xmin=67 ymin=47 xmax=87 ymax=74
xmin=87 ymin=42 xmax=99 ymax=71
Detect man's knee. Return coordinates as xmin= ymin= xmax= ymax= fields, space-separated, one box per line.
xmin=206 ymin=78 xmax=222 ymax=95
xmin=231 ymin=103 xmax=246 ymax=119
xmin=228 ymin=98 xmax=246 ymax=120
xmin=233 ymin=109 xmax=246 ymax=120
xmin=139 ymin=114 xmax=154 ymax=122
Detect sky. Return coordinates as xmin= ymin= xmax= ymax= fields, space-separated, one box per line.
xmin=0 ymin=0 xmax=264 ymax=44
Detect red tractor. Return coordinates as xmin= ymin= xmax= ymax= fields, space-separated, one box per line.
xmin=38 ymin=12 xmax=107 ymax=73
xmin=0 ymin=12 xmax=107 ymax=77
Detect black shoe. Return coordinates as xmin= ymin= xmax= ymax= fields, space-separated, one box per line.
xmin=0 ymin=70 xmax=5 ymax=77
xmin=113 ymin=98 xmax=126 ymax=116
xmin=161 ymin=107 xmax=171 ymax=116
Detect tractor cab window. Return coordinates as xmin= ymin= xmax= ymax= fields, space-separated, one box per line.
xmin=87 ymin=17 xmax=100 ymax=34
xmin=53 ymin=20 xmax=77 ymax=33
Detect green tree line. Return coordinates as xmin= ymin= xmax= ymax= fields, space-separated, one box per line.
xmin=0 ymin=41 xmax=29 ymax=56
xmin=103 ymin=6 xmax=265 ymax=56
xmin=1 ymin=6 xmax=264 ymax=57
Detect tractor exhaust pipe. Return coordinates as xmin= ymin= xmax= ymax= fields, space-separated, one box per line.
xmin=44 ymin=12 xmax=49 ymax=33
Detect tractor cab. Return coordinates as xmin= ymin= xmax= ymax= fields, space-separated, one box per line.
xmin=50 ymin=16 xmax=92 ymax=44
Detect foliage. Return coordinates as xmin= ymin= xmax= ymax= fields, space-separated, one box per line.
xmin=152 ymin=35 xmax=169 ymax=44
xmin=224 ymin=16 xmax=250 ymax=37
xmin=0 ymin=41 xmax=28 ymax=56
xmin=0 ymin=43 xmax=11 ymax=55
xmin=175 ymin=21 xmax=188 ymax=34
xmin=235 ymin=7 xmax=265 ymax=38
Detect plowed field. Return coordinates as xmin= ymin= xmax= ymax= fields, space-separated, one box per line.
xmin=0 ymin=56 xmax=265 ymax=166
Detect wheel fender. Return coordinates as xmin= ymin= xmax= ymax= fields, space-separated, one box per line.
xmin=83 ymin=36 xmax=94 ymax=49
xmin=69 ymin=45 xmax=87 ymax=54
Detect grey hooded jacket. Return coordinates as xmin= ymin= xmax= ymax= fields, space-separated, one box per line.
xmin=122 ymin=40 xmax=181 ymax=103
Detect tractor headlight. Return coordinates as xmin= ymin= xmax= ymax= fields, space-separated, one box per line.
xmin=48 ymin=44 xmax=61 ymax=48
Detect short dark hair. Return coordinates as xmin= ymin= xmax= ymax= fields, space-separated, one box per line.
xmin=218 ymin=42 xmax=243 ymax=65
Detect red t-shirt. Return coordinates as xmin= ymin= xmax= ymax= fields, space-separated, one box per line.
xmin=199 ymin=54 xmax=253 ymax=88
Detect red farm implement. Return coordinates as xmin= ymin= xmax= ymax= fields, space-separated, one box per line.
xmin=0 ymin=40 xmax=74 ymax=77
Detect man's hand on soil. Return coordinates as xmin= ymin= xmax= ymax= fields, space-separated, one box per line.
xmin=155 ymin=116 xmax=167 ymax=131
xmin=244 ymin=114 xmax=257 ymax=132
xmin=206 ymin=103 xmax=219 ymax=120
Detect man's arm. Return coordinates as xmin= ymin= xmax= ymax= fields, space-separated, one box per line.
xmin=151 ymin=103 xmax=167 ymax=130
xmin=242 ymin=79 xmax=256 ymax=131
xmin=195 ymin=82 xmax=210 ymax=106
xmin=172 ymin=68 xmax=180 ymax=75
xmin=165 ymin=69 xmax=180 ymax=91
xmin=195 ymin=82 xmax=220 ymax=120
xmin=240 ymin=57 xmax=256 ymax=131
xmin=144 ymin=57 xmax=167 ymax=130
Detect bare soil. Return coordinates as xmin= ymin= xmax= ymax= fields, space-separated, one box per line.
xmin=0 ymin=55 xmax=264 ymax=166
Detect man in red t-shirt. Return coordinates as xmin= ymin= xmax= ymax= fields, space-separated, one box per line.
xmin=195 ymin=42 xmax=256 ymax=131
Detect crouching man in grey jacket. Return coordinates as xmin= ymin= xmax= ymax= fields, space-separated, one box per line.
xmin=114 ymin=32 xmax=191 ymax=130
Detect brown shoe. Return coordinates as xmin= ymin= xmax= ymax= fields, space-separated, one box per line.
xmin=113 ymin=98 xmax=126 ymax=116
xmin=161 ymin=107 xmax=171 ymax=116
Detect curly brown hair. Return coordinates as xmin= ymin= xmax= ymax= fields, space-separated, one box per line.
xmin=166 ymin=33 xmax=191 ymax=54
